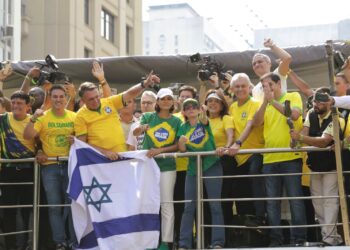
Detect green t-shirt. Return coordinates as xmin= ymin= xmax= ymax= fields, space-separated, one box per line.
xmin=177 ymin=121 xmax=219 ymax=176
xmin=141 ymin=112 xmax=182 ymax=171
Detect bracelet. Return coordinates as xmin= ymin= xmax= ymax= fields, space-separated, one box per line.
xmin=299 ymin=134 xmax=304 ymax=142
xmin=99 ymin=79 xmax=106 ymax=86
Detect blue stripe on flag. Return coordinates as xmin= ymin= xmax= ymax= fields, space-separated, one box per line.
xmin=78 ymin=213 xmax=160 ymax=248
xmin=69 ymin=147 xmax=132 ymax=200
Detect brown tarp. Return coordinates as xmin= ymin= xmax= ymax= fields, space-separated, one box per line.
xmin=3 ymin=41 xmax=350 ymax=92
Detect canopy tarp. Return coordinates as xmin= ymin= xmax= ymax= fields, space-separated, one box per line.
xmin=3 ymin=41 xmax=350 ymax=93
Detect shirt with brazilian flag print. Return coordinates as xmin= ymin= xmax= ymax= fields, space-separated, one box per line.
xmin=177 ymin=121 xmax=219 ymax=176
xmin=140 ymin=112 xmax=182 ymax=172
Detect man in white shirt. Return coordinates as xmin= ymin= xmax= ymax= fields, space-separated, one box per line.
xmin=251 ymin=38 xmax=292 ymax=102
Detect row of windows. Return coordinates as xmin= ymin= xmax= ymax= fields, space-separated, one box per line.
xmin=84 ymin=0 xmax=133 ymax=55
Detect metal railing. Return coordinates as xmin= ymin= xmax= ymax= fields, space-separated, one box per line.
xmin=0 ymin=146 xmax=349 ymax=249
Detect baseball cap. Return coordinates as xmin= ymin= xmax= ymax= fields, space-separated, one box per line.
xmin=182 ymin=98 xmax=199 ymax=110
xmin=156 ymin=88 xmax=174 ymax=99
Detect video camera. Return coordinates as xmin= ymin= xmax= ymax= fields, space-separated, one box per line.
xmin=34 ymin=54 xmax=69 ymax=85
xmin=189 ymin=53 xmax=227 ymax=81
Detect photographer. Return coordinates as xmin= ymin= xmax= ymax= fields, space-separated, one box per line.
xmin=198 ymin=71 xmax=234 ymax=106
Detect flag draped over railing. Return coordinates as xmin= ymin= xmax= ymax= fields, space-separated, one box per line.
xmin=68 ymin=139 xmax=160 ymax=250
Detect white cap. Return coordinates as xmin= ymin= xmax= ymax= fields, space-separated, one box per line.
xmin=206 ymin=92 xmax=222 ymax=101
xmin=157 ymin=88 xmax=174 ymax=99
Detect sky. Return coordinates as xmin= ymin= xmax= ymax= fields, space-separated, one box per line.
xmin=142 ymin=0 xmax=350 ymax=51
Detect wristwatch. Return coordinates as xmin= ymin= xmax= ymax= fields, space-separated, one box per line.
xmin=235 ymin=140 xmax=242 ymax=146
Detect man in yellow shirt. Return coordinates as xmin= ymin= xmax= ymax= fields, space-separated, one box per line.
xmin=74 ymin=71 xmax=159 ymax=160
xmin=228 ymin=73 xmax=265 ymax=222
xmin=0 ymin=91 xmax=35 ymax=250
xmin=24 ymin=84 xmax=76 ymax=249
xmin=253 ymin=72 xmax=306 ymax=247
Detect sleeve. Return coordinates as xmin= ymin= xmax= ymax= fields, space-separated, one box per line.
xmin=334 ymin=96 xmax=350 ymax=109
xmin=176 ymin=124 xmax=185 ymax=139
xmin=110 ymin=94 xmax=124 ymax=110
xmin=74 ymin=114 xmax=87 ymax=137
xmin=223 ymin=115 xmax=234 ymax=130
xmin=126 ymin=123 xmax=137 ymax=147
xmin=33 ymin=117 xmax=43 ymax=133
xmin=323 ymin=118 xmax=345 ymax=137
xmin=290 ymin=92 xmax=303 ymax=111
xmin=140 ymin=112 xmax=150 ymax=125
xmin=303 ymin=111 xmax=311 ymax=127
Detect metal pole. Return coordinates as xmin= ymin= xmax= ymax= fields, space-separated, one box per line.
xmin=326 ymin=39 xmax=350 ymax=245
xmin=332 ymin=108 xmax=350 ymax=245
xmin=196 ymin=155 xmax=203 ymax=249
xmin=32 ymin=160 xmax=40 ymax=250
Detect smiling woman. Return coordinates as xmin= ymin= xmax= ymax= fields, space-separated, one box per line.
xmin=135 ymin=88 xmax=182 ymax=249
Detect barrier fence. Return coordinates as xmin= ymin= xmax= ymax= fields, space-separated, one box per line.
xmin=0 ymin=145 xmax=349 ymax=249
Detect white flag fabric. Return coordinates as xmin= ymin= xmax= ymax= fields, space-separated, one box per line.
xmin=68 ymin=139 xmax=160 ymax=250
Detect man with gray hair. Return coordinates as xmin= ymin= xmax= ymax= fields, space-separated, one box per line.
xmin=228 ymin=73 xmax=266 ymax=224
xmin=251 ymin=38 xmax=292 ymax=102
xmin=127 ymin=90 xmax=157 ymax=150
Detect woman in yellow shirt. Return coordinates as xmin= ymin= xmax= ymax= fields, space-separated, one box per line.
xmin=204 ymin=89 xmax=235 ymax=245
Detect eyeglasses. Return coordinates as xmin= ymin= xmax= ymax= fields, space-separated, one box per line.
xmin=141 ymin=101 xmax=154 ymax=105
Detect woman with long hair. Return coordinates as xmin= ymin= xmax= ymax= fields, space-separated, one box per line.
xmin=134 ymin=88 xmax=182 ymax=250
xmin=204 ymin=89 xmax=236 ymax=246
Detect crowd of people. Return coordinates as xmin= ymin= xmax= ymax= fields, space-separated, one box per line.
xmin=0 ymin=38 xmax=350 ymax=250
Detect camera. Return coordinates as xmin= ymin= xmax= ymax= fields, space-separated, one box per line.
xmin=190 ymin=53 xmax=227 ymax=81
xmin=34 ymin=54 xmax=69 ymax=85
xmin=334 ymin=50 xmax=345 ymax=73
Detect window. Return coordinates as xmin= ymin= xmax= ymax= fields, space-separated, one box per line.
xmin=84 ymin=47 xmax=92 ymax=58
xmin=101 ymin=9 xmax=114 ymax=42
xmin=84 ymin=0 xmax=89 ymax=25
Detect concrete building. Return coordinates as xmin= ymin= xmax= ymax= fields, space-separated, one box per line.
xmin=0 ymin=0 xmax=21 ymax=61
xmin=254 ymin=19 xmax=350 ymax=48
xmin=143 ymin=3 xmax=235 ymax=55
xmin=21 ymin=0 xmax=142 ymax=60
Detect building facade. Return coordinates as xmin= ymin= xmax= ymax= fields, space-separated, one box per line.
xmin=143 ymin=3 xmax=234 ymax=56
xmin=21 ymin=0 xmax=142 ymax=60
xmin=254 ymin=19 xmax=350 ymax=49
xmin=0 ymin=0 xmax=21 ymax=61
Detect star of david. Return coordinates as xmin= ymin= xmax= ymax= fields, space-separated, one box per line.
xmin=83 ymin=177 xmax=112 ymax=212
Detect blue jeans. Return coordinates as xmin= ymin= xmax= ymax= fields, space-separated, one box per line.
xmin=263 ymin=159 xmax=306 ymax=243
xmin=179 ymin=160 xmax=225 ymax=248
xmin=41 ymin=163 xmax=76 ymax=245
xmin=247 ymin=154 xmax=265 ymax=218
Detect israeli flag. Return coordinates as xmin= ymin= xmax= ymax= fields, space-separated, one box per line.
xmin=68 ymin=139 xmax=160 ymax=250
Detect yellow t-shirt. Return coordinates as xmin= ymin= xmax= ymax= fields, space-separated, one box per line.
xmin=34 ymin=109 xmax=76 ymax=162
xmin=8 ymin=113 xmax=35 ymax=153
xmin=263 ymin=92 xmax=303 ymax=164
xmin=74 ymin=95 xmax=126 ymax=152
xmin=173 ymin=112 xmax=188 ymax=171
xmin=209 ymin=115 xmax=234 ymax=148
xmin=229 ymin=99 xmax=264 ymax=166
